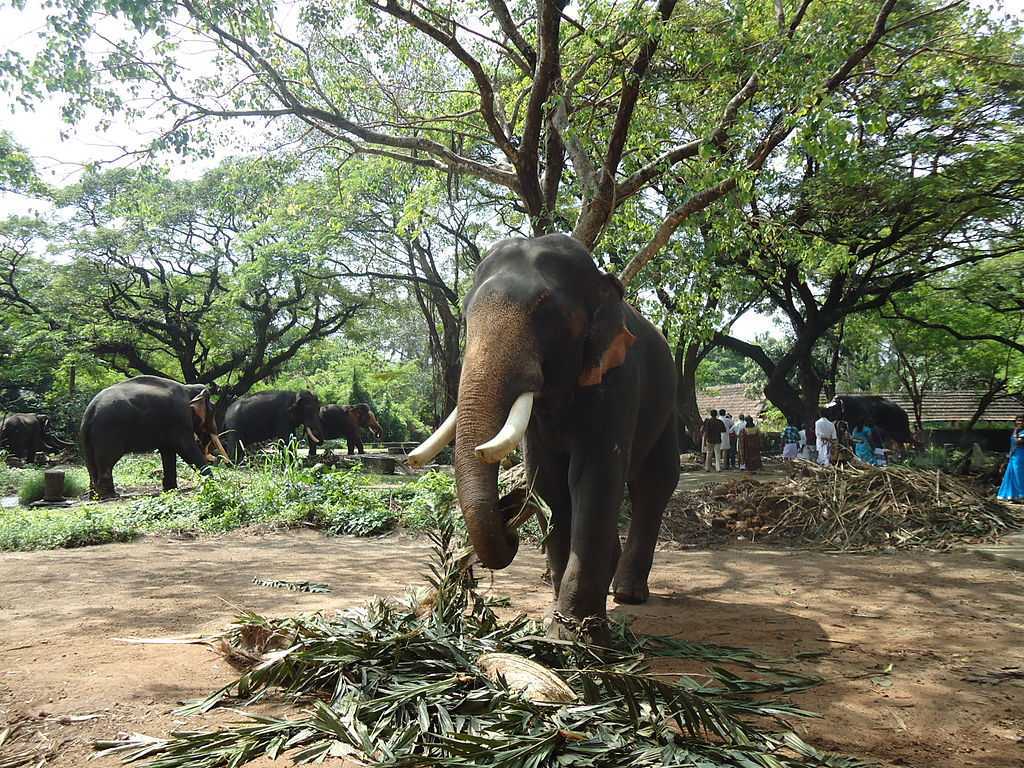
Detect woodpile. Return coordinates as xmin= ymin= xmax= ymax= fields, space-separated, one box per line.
xmin=665 ymin=461 xmax=1022 ymax=551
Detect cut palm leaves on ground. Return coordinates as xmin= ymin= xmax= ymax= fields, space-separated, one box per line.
xmin=97 ymin=515 xmax=866 ymax=768
xmin=664 ymin=462 xmax=1022 ymax=551
xmin=251 ymin=577 xmax=330 ymax=593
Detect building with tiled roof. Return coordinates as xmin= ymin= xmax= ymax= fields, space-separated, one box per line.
xmin=695 ymin=383 xmax=767 ymax=420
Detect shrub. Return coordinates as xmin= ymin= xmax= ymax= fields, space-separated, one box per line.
xmin=400 ymin=470 xmax=458 ymax=531
xmin=315 ymin=469 xmax=397 ymax=536
xmin=0 ymin=506 xmax=135 ymax=550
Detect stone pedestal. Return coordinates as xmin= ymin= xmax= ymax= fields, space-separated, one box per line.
xmin=43 ymin=469 xmax=66 ymax=501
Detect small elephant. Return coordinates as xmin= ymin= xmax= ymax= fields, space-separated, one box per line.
xmin=222 ymin=389 xmax=325 ymax=460
xmin=0 ymin=413 xmax=50 ymax=462
xmin=81 ymin=375 xmax=227 ymax=499
xmin=408 ymin=234 xmax=679 ymax=644
xmin=315 ymin=403 xmax=383 ymax=456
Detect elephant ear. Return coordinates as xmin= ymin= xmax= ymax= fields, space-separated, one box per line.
xmin=190 ymin=389 xmax=212 ymax=433
xmin=578 ymin=273 xmax=637 ymax=388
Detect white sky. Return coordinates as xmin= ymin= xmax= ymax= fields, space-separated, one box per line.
xmin=2 ymin=0 xmax=1021 ymax=341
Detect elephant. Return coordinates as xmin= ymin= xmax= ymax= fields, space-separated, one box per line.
xmin=822 ymin=395 xmax=915 ymax=445
xmin=222 ymin=389 xmax=325 ymax=460
xmin=314 ymin=403 xmax=383 ymax=456
xmin=407 ymin=234 xmax=679 ymax=644
xmin=0 ymin=413 xmax=51 ymax=462
xmin=80 ymin=376 xmax=228 ymax=499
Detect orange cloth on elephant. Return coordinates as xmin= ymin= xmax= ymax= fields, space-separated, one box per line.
xmin=740 ymin=427 xmax=762 ymax=471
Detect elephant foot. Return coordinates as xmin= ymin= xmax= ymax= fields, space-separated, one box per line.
xmin=612 ymin=578 xmax=650 ymax=605
xmin=545 ymin=608 xmax=614 ymax=647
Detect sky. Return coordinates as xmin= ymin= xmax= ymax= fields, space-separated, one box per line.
xmin=2 ymin=0 xmax=1022 ymax=341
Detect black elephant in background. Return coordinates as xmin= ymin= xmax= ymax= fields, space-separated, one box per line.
xmin=1 ymin=413 xmax=52 ymax=461
xmin=222 ymin=389 xmax=325 ymax=460
xmin=407 ymin=234 xmax=679 ymax=644
xmin=81 ymin=376 xmax=227 ymax=498
xmin=823 ymin=395 xmax=914 ymax=445
xmin=315 ymin=403 xmax=383 ymax=456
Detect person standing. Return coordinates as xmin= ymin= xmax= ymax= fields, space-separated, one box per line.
xmin=851 ymin=423 xmax=878 ymax=465
xmin=814 ymin=410 xmax=838 ymax=466
xmin=731 ymin=415 xmax=746 ymax=469
xmin=781 ymin=422 xmax=801 ymax=462
xmin=997 ymin=415 xmax=1024 ymax=503
xmin=740 ymin=416 xmax=762 ymax=472
xmin=719 ymin=409 xmax=733 ymax=470
xmin=701 ymin=409 xmax=725 ymax=472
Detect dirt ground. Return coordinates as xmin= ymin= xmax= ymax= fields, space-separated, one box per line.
xmin=1 ymin=529 xmax=1022 ymax=768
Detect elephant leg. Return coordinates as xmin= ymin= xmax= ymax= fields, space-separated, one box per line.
xmin=347 ymin=438 xmax=355 ymax=455
xmin=308 ymin=438 xmax=317 ymax=458
xmin=527 ymin=453 xmax=571 ymax=598
xmin=551 ymin=455 xmax=625 ymax=644
xmin=161 ymin=448 xmax=178 ymax=491
xmin=92 ymin=454 xmax=117 ymax=499
xmin=356 ymin=437 xmax=365 ymax=455
xmin=614 ymin=425 xmax=680 ymax=604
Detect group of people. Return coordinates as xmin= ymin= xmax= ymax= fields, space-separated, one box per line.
xmin=704 ymin=408 xmax=889 ymax=472
xmin=778 ymin=411 xmax=888 ymax=467
xmin=700 ymin=409 xmax=762 ymax=472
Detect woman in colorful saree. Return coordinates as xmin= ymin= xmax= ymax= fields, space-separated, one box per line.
xmin=997 ymin=415 xmax=1024 ymax=503
xmin=851 ymin=424 xmax=879 ymax=465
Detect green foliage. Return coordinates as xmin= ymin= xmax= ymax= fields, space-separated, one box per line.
xmin=17 ymin=468 xmax=89 ymax=505
xmin=399 ymin=469 xmax=457 ymax=532
xmin=0 ymin=457 xmax=33 ymax=495
xmin=0 ymin=506 xmax=135 ymax=551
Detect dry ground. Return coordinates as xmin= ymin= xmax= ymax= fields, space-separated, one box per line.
xmin=1 ymin=529 xmax=1022 ymax=768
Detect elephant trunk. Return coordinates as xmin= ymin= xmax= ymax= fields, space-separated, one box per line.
xmin=453 ymin=308 xmax=540 ymax=570
xmin=454 ymin=380 xmax=518 ymax=570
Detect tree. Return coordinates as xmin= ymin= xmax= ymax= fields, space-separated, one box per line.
xmin=1 ymin=159 xmax=366 ymax=411
xmin=298 ymin=157 xmax=488 ymax=419
xmin=706 ymin=6 xmax=1024 ymax=425
xmin=3 ymin=0 xmax=948 ymax=287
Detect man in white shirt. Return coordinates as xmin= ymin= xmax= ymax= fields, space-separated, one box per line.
xmin=814 ymin=411 xmax=838 ymax=465
xmin=718 ymin=409 xmax=733 ymax=469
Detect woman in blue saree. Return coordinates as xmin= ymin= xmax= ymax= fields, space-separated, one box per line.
xmin=851 ymin=424 xmax=878 ymax=465
xmin=997 ymin=415 xmax=1024 ymax=503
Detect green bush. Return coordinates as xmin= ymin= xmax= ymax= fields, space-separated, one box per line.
xmin=17 ymin=468 xmax=89 ymax=505
xmin=0 ymin=506 xmax=135 ymax=550
xmin=400 ymin=470 xmax=457 ymax=531
xmin=3 ymin=459 xmax=466 ymax=551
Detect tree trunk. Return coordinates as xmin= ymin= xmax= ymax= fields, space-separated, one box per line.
xmin=798 ymin=355 xmax=824 ymax=429
xmin=675 ymin=338 xmax=702 ymax=449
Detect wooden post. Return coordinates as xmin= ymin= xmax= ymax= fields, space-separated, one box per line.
xmin=43 ymin=469 xmax=65 ymax=501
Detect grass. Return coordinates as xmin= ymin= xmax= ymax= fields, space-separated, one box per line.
xmin=0 ymin=450 xmax=458 ymax=551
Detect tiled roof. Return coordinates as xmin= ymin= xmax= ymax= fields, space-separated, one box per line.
xmin=833 ymin=390 xmax=1024 ymax=425
xmin=696 ymin=383 xmax=767 ymax=418
xmin=697 ymin=385 xmax=1023 ymax=426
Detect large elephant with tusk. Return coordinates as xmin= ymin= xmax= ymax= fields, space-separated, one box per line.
xmin=408 ymin=234 xmax=679 ymax=643
xmin=221 ymin=389 xmax=325 ymax=461
xmin=80 ymin=375 xmax=229 ymax=499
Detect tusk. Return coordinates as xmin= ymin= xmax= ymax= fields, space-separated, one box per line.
xmin=475 ymin=392 xmax=535 ymax=465
xmin=407 ymin=408 xmax=457 ymax=468
xmin=210 ymin=432 xmax=230 ymax=461
xmin=305 ymin=427 xmax=321 ymax=444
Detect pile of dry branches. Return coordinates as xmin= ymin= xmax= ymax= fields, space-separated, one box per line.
xmin=666 ymin=462 xmax=1023 ymax=551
